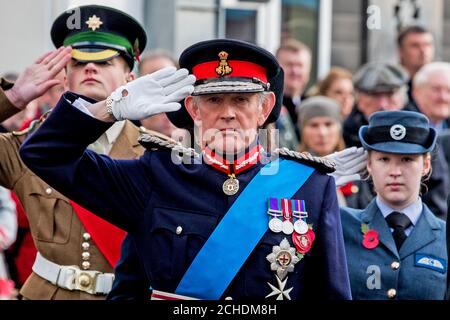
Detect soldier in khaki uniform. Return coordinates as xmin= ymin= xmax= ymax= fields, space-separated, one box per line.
xmin=0 ymin=5 xmax=147 ymax=299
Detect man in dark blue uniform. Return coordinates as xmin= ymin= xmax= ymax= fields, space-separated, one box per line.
xmin=20 ymin=39 xmax=352 ymax=300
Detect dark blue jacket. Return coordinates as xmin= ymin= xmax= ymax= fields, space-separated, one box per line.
xmin=20 ymin=92 xmax=352 ymax=300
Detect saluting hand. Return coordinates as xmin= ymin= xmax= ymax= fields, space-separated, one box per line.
xmin=109 ymin=66 xmax=195 ymax=121
xmin=324 ymin=147 xmax=368 ymax=187
xmin=5 ymin=47 xmax=72 ymax=109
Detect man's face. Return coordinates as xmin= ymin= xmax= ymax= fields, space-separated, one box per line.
xmin=185 ymin=92 xmax=275 ymax=154
xmin=277 ymin=49 xmax=311 ymax=98
xmin=399 ymin=32 xmax=434 ymax=74
xmin=357 ymin=89 xmax=405 ymax=119
xmin=65 ymin=57 xmax=134 ymax=101
xmin=368 ymin=151 xmax=430 ymax=209
xmin=413 ymin=70 xmax=450 ymax=124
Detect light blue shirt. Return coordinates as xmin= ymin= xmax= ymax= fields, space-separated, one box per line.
xmin=376 ymin=196 xmax=422 ymax=236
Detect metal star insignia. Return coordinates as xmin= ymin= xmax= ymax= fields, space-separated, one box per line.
xmin=86 ymin=15 xmax=103 ymax=31
xmin=265 ymin=276 xmax=293 ymax=300
xmin=266 ymin=238 xmax=299 ymax=280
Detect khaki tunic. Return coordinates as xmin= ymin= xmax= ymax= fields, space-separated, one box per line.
xmin=0 ymin=82 xmax=145 ymax=299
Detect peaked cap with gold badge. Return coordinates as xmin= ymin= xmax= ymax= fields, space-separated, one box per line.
xmin=167 ymin=38 xmax=284 ymax=128
xmin=51 ymin=5 xmax=147 ymax=69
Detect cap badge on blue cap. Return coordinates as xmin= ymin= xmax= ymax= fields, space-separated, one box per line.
xmin=216 ymin=51 xmax=233 ymax=77
xmin=390 ymin=124 xmax=406 ymax=141
xmin=86 ymin=15 xmax=103 ymax=31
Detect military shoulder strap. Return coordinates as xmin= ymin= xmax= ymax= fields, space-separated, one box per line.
xmin=273 ymin=147 xmax=336 ymax=174
xmin=138 ymin=127 xmax=200 ymax=159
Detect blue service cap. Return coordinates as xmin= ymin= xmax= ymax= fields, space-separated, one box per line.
xmin=359 ymin=110 xmax=437 ymax=154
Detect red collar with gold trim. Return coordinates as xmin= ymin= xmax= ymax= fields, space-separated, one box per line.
xmin=203 ymin=144 xmax=262 ymax=176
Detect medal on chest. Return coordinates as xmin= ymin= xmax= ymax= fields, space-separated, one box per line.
xmin=265 ymin=198 xmax=317 ymax=300
xmin=222 ymin=174 xmax=239 ymax=195
xmin=203 ymin=144 xmax=261 ymax=196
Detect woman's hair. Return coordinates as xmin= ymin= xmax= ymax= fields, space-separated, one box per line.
xmin=317 ymin=66 xmax=353 ymax=96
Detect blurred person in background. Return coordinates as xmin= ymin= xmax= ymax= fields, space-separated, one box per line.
xmin=343 ymin=62 xmax=409 ymax=148
xmin=297 ymin=96 xmax=360 ymax=207
xmin=317 ymin=67 xmax=355 ymax=120
xmin=397 ymin=25 xmax=435 ymax=102
xmin=342 ymin=63 xmax=409 ymax=211
xmin=408 ymin=62 xmax=450 ymax=134
xmin=404 ymin=62 xmax=450 ymax=219
xmin=273 ymin=39 xmax=312 ymax=149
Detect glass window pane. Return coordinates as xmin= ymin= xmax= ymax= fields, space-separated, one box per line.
xmin=281 ymin=0 xmax=319 ymax=85
xmin=225 ymin=8 xmax=257 ymax=44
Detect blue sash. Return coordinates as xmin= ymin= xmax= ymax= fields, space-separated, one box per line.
xmin=175 ymin=159 xmax=315 ymax=299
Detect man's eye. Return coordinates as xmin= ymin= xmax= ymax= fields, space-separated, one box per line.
xmin=207 ymin=97 xmax=220 ymax=103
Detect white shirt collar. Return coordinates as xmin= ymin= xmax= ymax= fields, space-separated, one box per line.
xmin=105 ymin=121 xmax=125 ymax=145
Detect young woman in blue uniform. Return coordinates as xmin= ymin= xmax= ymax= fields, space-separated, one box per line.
xmin=341 ymin=110 xmax=447 ymax=300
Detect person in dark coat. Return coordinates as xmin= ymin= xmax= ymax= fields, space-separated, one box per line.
xmin=20 ymin=39 xmax=355 ymax=300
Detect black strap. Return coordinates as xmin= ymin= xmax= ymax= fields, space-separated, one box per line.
xmin=365 ymin=126 xmax=429 ymax=145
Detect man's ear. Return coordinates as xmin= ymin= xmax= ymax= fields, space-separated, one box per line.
xmin=126 ymin=72 xmax=136 ymax=82
xmin=422 ymin=153 xmax=432 ymax=176
xmin=257 ymin=92 xmax=276 ymax=127
xmin=184 ymin=96 xmax=200 ymax=123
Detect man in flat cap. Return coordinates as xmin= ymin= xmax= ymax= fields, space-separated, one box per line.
xmin=343 ymin=62 xmax=409 ymax=148
xmin=20 ymin=39 xmax=360 ymax=300
xmin=340 ymin=62 xmax=409 ymax=210
xmin=0 ymin=5 xmax=156 ymax=299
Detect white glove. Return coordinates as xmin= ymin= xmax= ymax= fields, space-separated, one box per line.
xmin=324 ymin=147 xmax=368 ymax=187
xmin=110 ymin=66 xmax=196 ymax=121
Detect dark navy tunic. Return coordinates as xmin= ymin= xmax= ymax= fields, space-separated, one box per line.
xmin=20 ymin=92 xmax=352 ymax=300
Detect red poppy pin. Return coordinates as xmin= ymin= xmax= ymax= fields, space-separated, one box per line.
xmin=292 ymin=225 xmax=315 ymax=259
xmin=361 ymin=223 xmax=379 ymax=249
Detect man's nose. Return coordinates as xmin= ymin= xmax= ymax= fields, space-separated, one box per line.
xmin=221 ymin=104 xmax=236 ymax=120
xmin=84 ymin=62 xmax=99 ymax=73
xmin=388 ymin=163 xmax=402 ymax=176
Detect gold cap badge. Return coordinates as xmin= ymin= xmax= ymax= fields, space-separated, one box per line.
xmin=215 ymin=51 xmax=233 ymax=76
xmin=86 ymin=15 xmax=103 ymax=31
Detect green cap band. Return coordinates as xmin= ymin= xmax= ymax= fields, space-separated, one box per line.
xmin=63 ymin=31 xmax=135 ymax=56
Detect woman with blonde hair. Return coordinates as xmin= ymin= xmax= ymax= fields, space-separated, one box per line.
xmin=318 ymin=67 xmax=355 ymax=119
